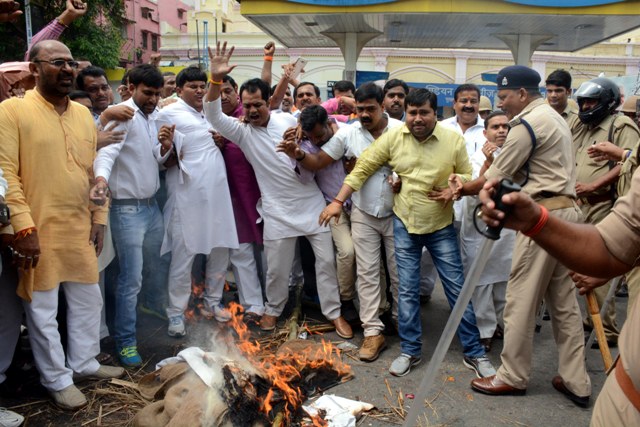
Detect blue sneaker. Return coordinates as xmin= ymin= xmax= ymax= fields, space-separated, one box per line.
xmin=118 ymin=346 xmax=142 ymax=367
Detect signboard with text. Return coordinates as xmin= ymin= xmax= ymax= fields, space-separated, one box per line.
xmin=406 ymin=82 xmax=547 ymax=108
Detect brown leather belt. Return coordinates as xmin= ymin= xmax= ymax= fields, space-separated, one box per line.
xmin=537 ymin=195 xmax=575 ymax=211
xmin=579 ymin=194 xmax=613 ymax=206
xmin=615 ymin=358 xmax=640 ymax=412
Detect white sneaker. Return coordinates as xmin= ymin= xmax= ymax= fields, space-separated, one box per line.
xmin=213 ymin=305 xmax=232 ymax=322
xmin=389 ymin=353 xmax=421 ymax=377
xmin=463 ymin=355 xmax=497 ymax=378
xmin=0 ymin=408 xmax=24 ymax=427
xmin=50 ymin=384 xmax=87 ymax=410
xmin=168 ymin=316 xmax=186 ymax=337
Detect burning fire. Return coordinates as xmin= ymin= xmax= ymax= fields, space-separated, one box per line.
xmin=225 ymin=301 xmax=351 ymax=425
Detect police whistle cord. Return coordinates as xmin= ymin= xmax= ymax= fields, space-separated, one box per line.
xmin=402 ymin=179 xmax=520 ymax=427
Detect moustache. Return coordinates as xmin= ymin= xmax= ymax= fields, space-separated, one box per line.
xmin=462 ymin=107 xmax=475 ymax=113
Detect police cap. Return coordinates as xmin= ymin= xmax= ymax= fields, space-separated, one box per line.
xmin=496 ymin=65 xmax=541 ymax=90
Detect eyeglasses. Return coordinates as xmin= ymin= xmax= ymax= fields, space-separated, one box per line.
xmin=33 ymin=59 xmax=80 ymax=69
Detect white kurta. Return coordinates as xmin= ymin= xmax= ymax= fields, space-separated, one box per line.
xmin=204 ymin=98 xmax=328 ymax=241
xmin=156 ymin=99 xmax=238 ymax=255
xmin=459 ymin=147 xmax=516 ymax=286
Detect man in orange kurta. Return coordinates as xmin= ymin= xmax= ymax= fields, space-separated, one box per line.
xmin=0 ymin=40 xmax=123 ymax=410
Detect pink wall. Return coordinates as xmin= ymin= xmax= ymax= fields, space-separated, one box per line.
xmin=159 ymin=0 xmax=191 ymax=33
xmin=121 ymin=0 xmax=161 ymax=67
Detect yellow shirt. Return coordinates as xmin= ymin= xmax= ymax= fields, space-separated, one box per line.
xmin=0 ymin=89 xmax=107 ymax=301
xmin=345 ymin=123 xmax=471 ymax=234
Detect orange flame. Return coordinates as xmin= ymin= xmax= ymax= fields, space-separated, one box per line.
xmin=225 ymin=302 xmax=351 ymax=423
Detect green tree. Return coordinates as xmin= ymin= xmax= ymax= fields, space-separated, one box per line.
xmin=0 ymin=0 xmax=125 ymax=67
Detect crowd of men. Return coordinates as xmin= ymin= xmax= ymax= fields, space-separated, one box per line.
xmin=1 ymin=1 xmax=640 ymax=426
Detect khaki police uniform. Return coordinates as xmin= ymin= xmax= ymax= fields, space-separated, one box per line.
xmin=485 ymin=98 xmax=591 ymax=397
xmin=591 ymin=167 xmax=640 ymax=427
xmin=571 ymin=114 xmax=640 ymax=342
xmin=561 ymin=103 xmax=579 ymax=127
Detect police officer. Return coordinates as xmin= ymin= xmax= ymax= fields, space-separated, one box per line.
xmin=450 ymin=65 xmax=591 ymax=405
xmin=571 ymin=77 xmax=640 ymax=348
xmin=476 ymin=170 xmax=640 ymax=427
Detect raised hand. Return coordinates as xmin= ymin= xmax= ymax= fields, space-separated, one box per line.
xmin=208 ymin=41 xmax=236 ymax=81
xmin=264 ymin=41 xmax=275 ymax=56
xmin=67 ymin=0 xmax=87 ymax=17
xmin=0 ymin=0 xmax=22 ymax=23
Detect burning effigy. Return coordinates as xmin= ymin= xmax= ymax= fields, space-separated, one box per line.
xmin=133 ymin=303 xmax=355 ymax=426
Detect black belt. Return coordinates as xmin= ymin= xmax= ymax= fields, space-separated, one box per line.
xmin=111 ymin=197 xmax=156 ymax=206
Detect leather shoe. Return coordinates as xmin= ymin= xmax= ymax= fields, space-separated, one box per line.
xmin=260 ymin=314 xmax=277 ymax=331
xmin=471 ymin=375 xmax=526 ymax=396
xmin=551 ymin=376 xmax=590 ymax=407
xmin=332 ymin=316 xmax=353 ymax=339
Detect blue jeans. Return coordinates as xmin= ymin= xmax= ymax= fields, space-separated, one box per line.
xmin=393 ymin=217 xmax=484 ymax=358
xmin=110 ymin=201 xmax=168 ymax=348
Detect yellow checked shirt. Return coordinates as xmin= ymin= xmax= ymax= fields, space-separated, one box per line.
xmin=0 ymin=89 xmax=107 ymax=301
xmin=344 ymin=123 xmax=471 ymax=234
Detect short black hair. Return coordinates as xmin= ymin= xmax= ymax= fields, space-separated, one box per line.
xmin=354 ymin=82 xmax=383 ymax=104
xmin=162 ymin=71 xmax=176 ymax=77
xmin=333 ymin=80 xmax=355 ymax=94
xmin=454 ymin=83 xmax=480 ymax=101
xmin=69 ymin=90 xmax=91 ymax=102
xmin=223 ymin=75 xmax=237 ymax=90
xmin=294 ymin=81 xmax=320 ymax=100
xmin=383 ymin=79 xmax=409 ymax=96
xmin=300 ymin=105 xmax=329 ymax=132
xmin=127 ymin=64 xmax=164 ymax=88
xmin=76 ymin=66 xmax=108 ymax=90
xmin=405 ymin=88 xmax=438 ymax=110
xmin=121 ymin=70 xmax=130 ymax=86
xmin=545 ymin=69 xmax=572 ymax=90
xmin=175 ymin=66 xmax=207 ymax=88
xmin=483 ymin=110 xmax=508 ymax=129
xmin=239 ymin=78 xmax=270 ymax=103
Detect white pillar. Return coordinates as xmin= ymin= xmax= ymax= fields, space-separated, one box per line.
xmin=454 ymin=56 xmax=469 ymax=84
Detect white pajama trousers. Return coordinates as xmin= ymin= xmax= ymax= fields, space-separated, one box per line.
xmin=264 ymin=233 xmax=341 ymax=320
xmin=471 ymin=281 xmax=507 ymax=339
xmin=230 ymin=243 xmax=265 ymax=315
xmin=22 ymin=282 xmax=101 ymax=392
xmin=0 ymin=264 xmax=21 ymax=384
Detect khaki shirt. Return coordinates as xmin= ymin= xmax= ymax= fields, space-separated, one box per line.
xmin=572 ymin=114 xmax=639 ymax=194
xmin=561 ymin=103 xmax=579 ymax=129
xmin=571 ymin=114 xmax=640 ymax=222
xmin=485 ymin=98 xmax=576 ymax=199
xmin=596 ymin=167 xmax=640 ymax=391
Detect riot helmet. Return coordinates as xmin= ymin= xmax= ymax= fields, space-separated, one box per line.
xmin=575 ymin=77 xmax=621 ymax=125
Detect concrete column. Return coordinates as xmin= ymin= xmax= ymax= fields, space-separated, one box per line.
xmin=454 ymin=56 xmax=469 ymax=84
xmin=495 ymin=34 xmax=553 ymax=66
xmin=323 ymin=31 xmax=382 ymax=83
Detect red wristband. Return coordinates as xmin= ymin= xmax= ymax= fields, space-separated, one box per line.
xmin=523 ymin=205 xmax=549 ymax=238
xmin=332 ymin=198 xmax=344 ymax=206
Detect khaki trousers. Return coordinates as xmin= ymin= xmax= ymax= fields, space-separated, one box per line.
xmin=350 ymin=206 xmax=399 ymax=336
xmin=582 ymin=201 xmax=619 ymax=341
xmin=329 ymin=209 xmax=357 ymax=301
xmin=591 ymin=368 xmax=640 ymax=427
xmin=496 ymin=207 xmax=591 ymax=396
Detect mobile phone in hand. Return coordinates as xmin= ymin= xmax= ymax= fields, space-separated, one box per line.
xmin=290 ymin=57 xmax=308 ymax=80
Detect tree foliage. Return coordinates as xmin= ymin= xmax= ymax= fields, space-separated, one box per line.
xmin=0 ymin=0 xmax=126 ymax=67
